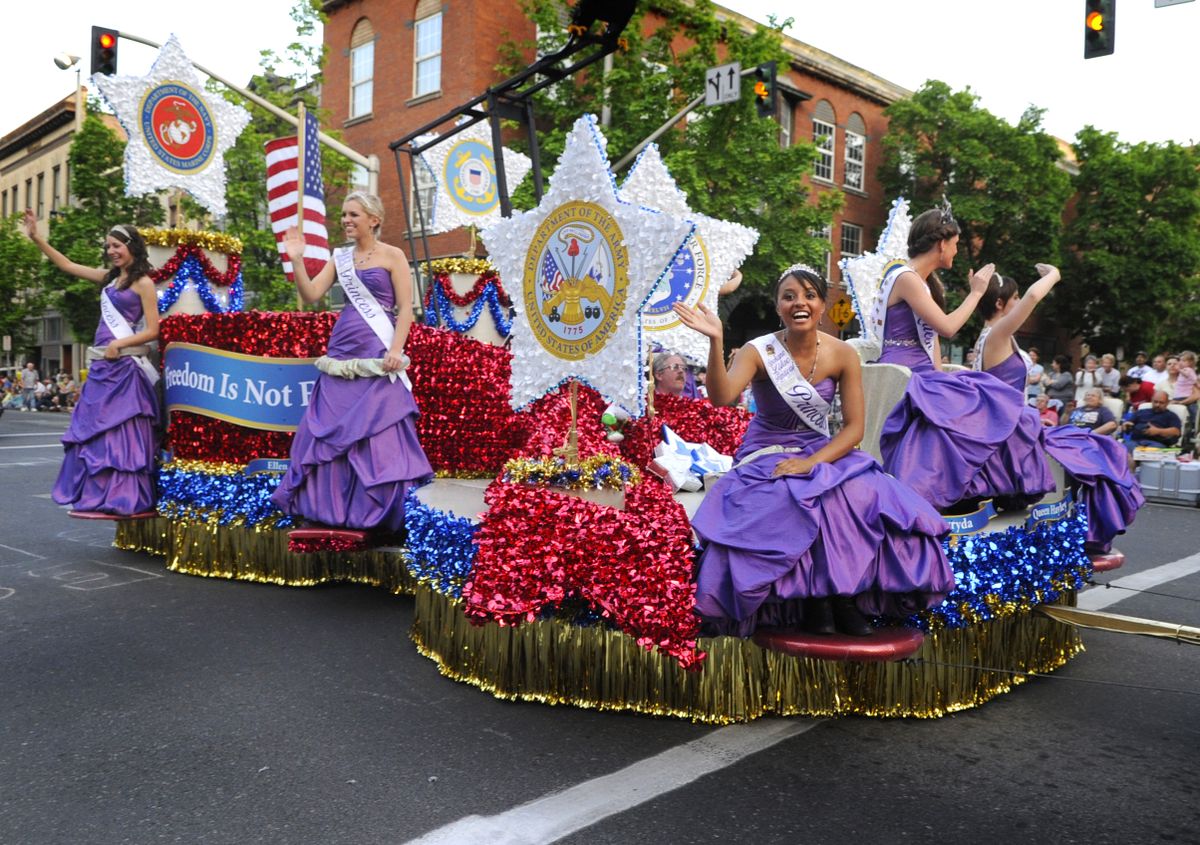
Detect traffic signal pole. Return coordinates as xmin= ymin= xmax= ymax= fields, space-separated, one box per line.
xmin=111 ymin=30 xmax=380 ymax=193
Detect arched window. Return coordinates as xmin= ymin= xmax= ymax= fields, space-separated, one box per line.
xmin=844 ymin=112 xmax=866 ymax=191
xmin=414 ymin=0 xmax=443 ymax=97
xmin=349 ymin=18 xmax=375 ymax=119
xmin=812 ymin=100 xmax=836 ymax=182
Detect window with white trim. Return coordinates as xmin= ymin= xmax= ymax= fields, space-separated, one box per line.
xmin=812 ymin=100 xmax=836 ymax=182
xmin=414 ymin=7 xmax=443 ymax=98
xmin=778 ymin=99 xmax=793 ymax=148
xmin=840 ymin=222 xmax=863 ymax=258
xmin=349 ymin=18 xmax=375 ymax=119
xmin=811 ymin=223 xmax=833 ymax=278
xmin=410 ymin=160 xmax=436 ymax=233
xmin=844 ymin=113 xmax=866 ymax=191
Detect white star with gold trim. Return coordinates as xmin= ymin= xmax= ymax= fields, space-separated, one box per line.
xmin=481 ymin=115 xmax=694 ymax=416
xmin=91 ymin=35 xmax=250 ymax=217
xmin=417 ymin=121 xmax=533 ymax=234
xmin=619 ymin=145 xmax=758 ymax=365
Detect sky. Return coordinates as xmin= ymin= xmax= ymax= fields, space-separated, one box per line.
xmin=3 ymin=0 xmax=1197 ymax=145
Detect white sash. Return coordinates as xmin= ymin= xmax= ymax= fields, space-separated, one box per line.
xmin=99 ymin=286 xmax=159 ymax=385
xmin=974 ymin=326 xmax=1032 ymax=374
xmin=332 ymin=247 xmax=411 ymax=389
xmin=748 ymin=333 xmax=830 ymax=438
xmin=872 ymin=259 xmax=937 ymax=366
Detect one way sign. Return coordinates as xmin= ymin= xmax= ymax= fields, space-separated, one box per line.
xmin=704 ymin=62 xmax=741 ymax=106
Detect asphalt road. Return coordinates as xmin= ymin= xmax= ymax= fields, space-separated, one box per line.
xmin=1 ymin=409 xmax=1197 ymax=845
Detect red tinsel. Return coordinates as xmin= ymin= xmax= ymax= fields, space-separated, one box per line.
xmin=288 ymin=536 xmax=368 ymax=553
xmin=620 ymin=394 xmax=752 ymax=469
xmin=150 ymin=243 xmax=243 ymax=286
xmin=422 ymin=270 xmax=511 ymax=309
xmin=463 ymin=476 xmax=705 ymax=669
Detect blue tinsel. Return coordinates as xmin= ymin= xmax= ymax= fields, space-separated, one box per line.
xmin=156 ymin=254 xmax=244 ymax=315
xmin=157 ymin=464 xmax=291 ymax=527
xmin=403 ymin=491 xmax=478 ymax=597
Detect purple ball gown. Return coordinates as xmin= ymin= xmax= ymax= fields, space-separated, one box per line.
xmin=981 ymin=338 xmax=1143 ymax=552
xmin=271 ymin=267 xmax=433 ymax=532
xmin=691 ymin=375 xmax=954 ymax=637
xmin=876 ymin=300 xmax=1055 ymax=509
xmin=52 ymin=285 xmax=159 ymax=515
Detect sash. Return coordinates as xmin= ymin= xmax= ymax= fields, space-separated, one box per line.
xmin=332 ymin=247 xmax=411 ymax=389
xmin=872 ymin=259 xmax=937 ymax=366
xmin=99 ymin=286 xmax=159 ymax=385
xmin=748 ymin=333 xmax=830 ymax=437
xmin=974 ymin=327 xmax=1032 ymax=374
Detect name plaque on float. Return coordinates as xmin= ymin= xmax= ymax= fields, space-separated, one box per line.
xmin=946 ymin=500 xmax=997 ymax=536
xmin=163 ymin=343 xmax=318 ymax=432
xmin=246 ymin=458 xmax=291 ymax=475
xmin=1025 ymin=492 xmax=1074 ymax=529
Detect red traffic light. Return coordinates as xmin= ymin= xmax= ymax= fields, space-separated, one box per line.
xmin=98 ymin=31 xmax=116 ymax=49
xmin=91 ymin=26 xmax=119 ymax=76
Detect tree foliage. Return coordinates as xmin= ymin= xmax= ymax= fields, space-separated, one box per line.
xmin=0 ymin=215 xmax=47 ymax=357
xmin=499 ymin=0 xmax=842 ymax=328
xmin=879 ymin=81 xmax=1072 ymax=314
xmin=1061 ymin=127 xmax=1200 ymax=354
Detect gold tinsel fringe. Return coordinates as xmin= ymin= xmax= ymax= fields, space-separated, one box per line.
xmin=114 ymin=517 xmax=415 ymax=594
xmin=410 ymin=585 xmax=1083 ymax=723
xmin=139 ymin=227 xmax=243 ymax=254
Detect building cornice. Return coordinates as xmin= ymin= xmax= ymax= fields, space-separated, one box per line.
xmin=0 ymin=94 xmax=78 ymax=161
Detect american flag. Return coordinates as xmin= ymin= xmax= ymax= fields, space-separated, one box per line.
xmin=265 ymin=109 xmax=329 ymax=281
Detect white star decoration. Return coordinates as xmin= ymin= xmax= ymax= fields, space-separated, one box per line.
xmin=91 ymin=35 xmax=250 ymax=217
xmin=481 ymin=115 xmax=694 ymax=416
xmin=418 ymin=122 xmax=533 ymax=234
xmin=619 ymin=145 xmax=758 ymax=365
xmin=839 ymin=196 xmax=912 ymax=346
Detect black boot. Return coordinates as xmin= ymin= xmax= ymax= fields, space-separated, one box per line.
xmin=802 ymin=597 xmax=836 ymax=635
xmin=832 ymin=596 xmax=873 ymax=637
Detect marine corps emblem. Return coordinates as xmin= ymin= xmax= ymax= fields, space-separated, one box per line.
xmin=139 ymin=81 xmax=216 ymax=173
xmin=523 ymin=201 xmax=630 ymax=361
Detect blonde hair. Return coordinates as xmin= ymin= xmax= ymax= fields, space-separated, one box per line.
xmin=344 ymin=190 xmax=385 ymax=235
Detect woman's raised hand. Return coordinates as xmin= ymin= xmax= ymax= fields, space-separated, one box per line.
xmin=22 ymin=209 xmax=37 ymax=240
xmin=672 ymin=301 xmax=723 ymax=339
xmin=1035 ymin=263 xmax=1060 ymax=282
xmin=968 ymin=263 xmax=996 ymax=297
xmin=282 ymin=225 xmax=305 ymax=265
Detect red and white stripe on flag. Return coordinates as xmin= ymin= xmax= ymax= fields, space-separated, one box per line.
xmin=265 ymin=131 xmax=329 ymax=282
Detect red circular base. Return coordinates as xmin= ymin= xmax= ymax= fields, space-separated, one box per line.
xmin=1089 ymin=548 xmax=1126 ymax=572
xmin=752 ymin=626 xmax=926 ymax=662
xmin=287 ymin=528 xmax=370 ymax=553
xmin=70 ymin=510 xmax=158 ymax=521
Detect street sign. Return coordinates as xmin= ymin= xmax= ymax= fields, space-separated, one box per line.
xmin=704 ymin=62 xmax=741 ymax=106
xmin=828 ymin=291 xmax=855 ymax=330
xmin=1 ymin=335 xmax=10 ymax=352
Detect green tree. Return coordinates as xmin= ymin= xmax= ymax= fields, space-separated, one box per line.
xmin=879 ymin=81 xmax=1072 ymax=311
xmin=45 ymin=109 xmax=164 ymax=343
xmin=499 ymin=0 xmax=841 ymax=327
xmin=1061 ymin=127 xmax=1200 ymax=354
xmin=0 ymin=214 xmax=46 ymax=356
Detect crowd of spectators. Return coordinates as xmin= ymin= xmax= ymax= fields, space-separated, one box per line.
xmin=1 ymin=364 xmax=80 ymax=415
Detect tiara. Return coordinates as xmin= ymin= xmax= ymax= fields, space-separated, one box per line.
xmin=778 ymin=262 xmax=824 ymax=285
xmin=938 ymin=195 xmax=954 ymax=224
xmin=108 ymin=224 xmax=136 ymax=242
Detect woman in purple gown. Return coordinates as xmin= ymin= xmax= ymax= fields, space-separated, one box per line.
xmin=271 ymin=192 xmax=432 ymax=532
xmin=672 ymin=266 xmax=953 ymax=637
xmin=24 ymin=211 xmax=160 ymax=515
xmin=974 ymin=265 xmax=1143 ymax=552
xmin=875 ymin=205 xmax=1055 ymax=511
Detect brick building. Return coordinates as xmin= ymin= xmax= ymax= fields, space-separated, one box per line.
xmin=320 ymin=1 xmax=910 ymax=287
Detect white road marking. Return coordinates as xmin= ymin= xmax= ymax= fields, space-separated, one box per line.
xmin=404 ymin=719 xmax=819 ymax=845
xmin=0 ymin=444 xmax=61 ymax=450
xmin=1079 ymin=552 xmax=1200 ymax=611
xmin=0 ymin=432 xmax=66 ymax=438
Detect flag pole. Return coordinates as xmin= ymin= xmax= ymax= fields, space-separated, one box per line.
xmin=296 ymin=102 xmax=307 ymax=311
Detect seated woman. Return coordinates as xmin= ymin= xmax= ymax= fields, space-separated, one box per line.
xmin=1068 ymin=388 xmax=1118 ymax=435
xmin=271 ymin=192 xmax=433 ymax=532
xmin=1034 ymin=393 xmax=1058 ymax=427
xmin=974 ymin=265 xmax=1143 ymax=553
xmin=673 ymin=265 xmax=953 ymax=637
xmin=873 ymin=203 xmax=1054 ymax=512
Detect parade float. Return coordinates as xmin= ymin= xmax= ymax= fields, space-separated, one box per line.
xmin=106 ymin=113 xmax=1106 ymax=724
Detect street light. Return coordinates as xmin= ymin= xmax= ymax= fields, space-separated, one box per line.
xmin=54 ymin=53 xmax=80 ymax=70
xmin=54 ymin=52 xmax=84 ymax=133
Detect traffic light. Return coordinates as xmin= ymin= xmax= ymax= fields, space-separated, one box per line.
xmin=90 ymin=26 xmax=119 ymax=76
xmin=753 ymin=61 xmax=777 ymax=119
xmin=1084 ymin=0 xmax=1115 ymax=59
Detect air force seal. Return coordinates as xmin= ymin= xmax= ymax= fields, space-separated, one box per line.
xmin=523 ymin=201 xmax=630 ymax=361
xmin=444 ymin=138 xmax=498 ymax=216
xmin=139 ymin=81 xmax=216 ymax=173
xmin=642 ymin=235 xmax=710 ymax=332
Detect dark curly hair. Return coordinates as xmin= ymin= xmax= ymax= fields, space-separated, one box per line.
xmin=773 ymin=264 xmax=828 ymax=301
xmin=103 ymin=225 xmax=154 ymax=289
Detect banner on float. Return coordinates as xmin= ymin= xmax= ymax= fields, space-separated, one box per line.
xmin=1025 ymin=492 xmax=1074 ymax=530
xmin=163 ymin=343 xmax=319 ymax=432
xmin=946 ymin=500 xmax=998 ymax=536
